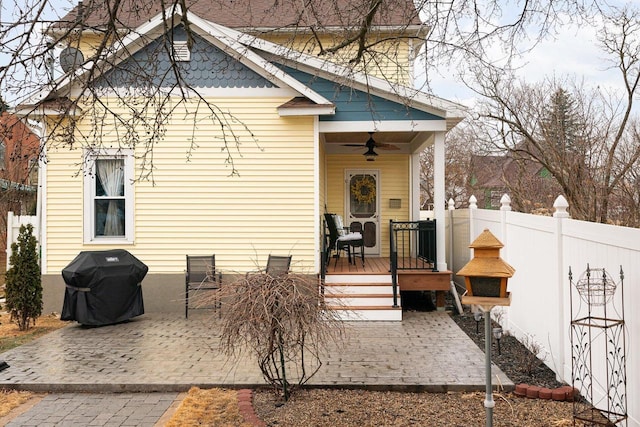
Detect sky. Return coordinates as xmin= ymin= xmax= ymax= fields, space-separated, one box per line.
xmin=0 ymin=1 xmax=630 ymax=109
xmin=423 ymin=10 xmax=626 ymax=108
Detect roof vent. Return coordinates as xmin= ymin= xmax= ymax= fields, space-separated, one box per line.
xmin=173 ymin=41 xmax=190 ymax=61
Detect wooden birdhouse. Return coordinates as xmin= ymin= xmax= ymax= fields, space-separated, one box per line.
xmin=458 ymin=229 xmax=515 ymax=306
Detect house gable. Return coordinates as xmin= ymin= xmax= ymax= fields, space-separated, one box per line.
xmin=278 ymin=66 xmax=444 ymax=122
xmin=94 ymin=25 xmax=275 ymax=89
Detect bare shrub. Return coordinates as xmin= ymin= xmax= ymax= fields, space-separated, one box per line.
xmin=216 ymin=272 xmax=344 ymax=401
xmin=517 ymin=334 xmax=547 ymax=375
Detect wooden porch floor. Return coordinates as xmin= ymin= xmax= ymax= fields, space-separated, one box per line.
xmin=326 ymin=256 xmax=390 ymax=275
xmin=325 ymin=256 xmax=438 ymax=275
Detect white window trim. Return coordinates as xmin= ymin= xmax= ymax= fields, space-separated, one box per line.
xmin=83 ymin=148 xmax=134 ymax=244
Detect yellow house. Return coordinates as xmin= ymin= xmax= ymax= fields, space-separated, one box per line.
xmin=18 ymin=0 xmax=465 ymax=320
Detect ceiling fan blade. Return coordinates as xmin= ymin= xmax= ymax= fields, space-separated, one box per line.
xmin=375 ymin=142 xmax=401 ymax=150
xmin=341 ymin=143 xmax=366 ymax=147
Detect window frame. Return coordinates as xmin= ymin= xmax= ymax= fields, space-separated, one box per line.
xmin=83 ymin=148 xmax=134 ymax=244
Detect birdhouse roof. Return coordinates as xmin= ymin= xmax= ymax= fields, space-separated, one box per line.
xmin=469 ymin=229 xmax=504 ymax=249
xmin=457 ymin=228 xmax=515 ymax=278
xmin=457 ymin=257 xmax=515 ymax=278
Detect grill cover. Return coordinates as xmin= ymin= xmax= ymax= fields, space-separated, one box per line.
xmin=61 ymin=249 xmax=148 ymax=326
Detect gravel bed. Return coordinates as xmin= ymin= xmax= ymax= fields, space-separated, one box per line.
xmin=253 ymin=294 xmax=578 ymax=426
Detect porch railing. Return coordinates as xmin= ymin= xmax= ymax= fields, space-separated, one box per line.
xmin=389 ymin=219 xmax=438 ymax=307
xmin=320 ymin=218 xmax=328 ymax=294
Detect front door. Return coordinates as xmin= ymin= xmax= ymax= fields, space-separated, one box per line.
xmin=346 ymin=170 xmax=379 ymax=255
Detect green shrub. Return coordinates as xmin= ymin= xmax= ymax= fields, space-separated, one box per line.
xmin=5 ymin=224 xmax=42 ymax=331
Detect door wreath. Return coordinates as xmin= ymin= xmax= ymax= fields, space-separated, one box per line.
xmin=351 ymin=175 xmax=376 ymax=204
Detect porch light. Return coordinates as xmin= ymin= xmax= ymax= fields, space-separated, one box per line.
xmin=364 ymin=145 xmax=378 ymax=161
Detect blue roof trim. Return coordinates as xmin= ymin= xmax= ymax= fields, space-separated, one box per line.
xmin=94 ymin=26 xmax=275 ymax=89
xmin=279 ymin=66 xmax=443 ymax=122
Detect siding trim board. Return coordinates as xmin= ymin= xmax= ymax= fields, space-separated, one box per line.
xmin=320 ymin=120 xmax=447 ymax=133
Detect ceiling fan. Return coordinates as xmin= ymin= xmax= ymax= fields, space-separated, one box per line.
xmin=341 ymin=132 xmax=400 ymax=161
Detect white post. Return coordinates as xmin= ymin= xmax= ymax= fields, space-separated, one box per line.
xmin=411 ymin=152 xmax=421 ymax=222
xmin=433 ymin=131 xmax=447 ymax=271
xmin=469 ymin=195 xmax=477 ymax=260
xmin=6 ymin=211 xmax=14 ymax=269
xmin=448 ymin=199 xmax=463 ymax=314
xmin=499 ymin=194 xmax=511 ymax=259
xmin=497 ymin=194 xmax=512 ymax=332
xmin=553 ymin=195 xmax=570 ymax=383
xmin=448 ymin=198 xmax=455 ymax=266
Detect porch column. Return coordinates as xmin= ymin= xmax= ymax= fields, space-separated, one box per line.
xmin=433 ymin=131 xmax=447 ymax=271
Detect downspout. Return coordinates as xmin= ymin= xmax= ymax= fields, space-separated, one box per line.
xmin=25 ymin=117 xmax=47 ymax=275
xmin=37 ymin=122 xmax=47 ymax=274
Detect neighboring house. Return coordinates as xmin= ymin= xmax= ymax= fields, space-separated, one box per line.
xmin=17 ymin=0 xmax=466 ymax=316
xmin=469 ymin=153 xmax=558 ymax=212
xmin=0 ymin=112 xmax=39 ymax=273
xmin=469 ymin=155 xmax=510 ymax=209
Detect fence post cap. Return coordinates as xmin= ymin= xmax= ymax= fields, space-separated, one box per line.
xmin=500 ymin=194 xmax=512 ymax=211
xmin=553 ymin=195 xmax=570 ymax=218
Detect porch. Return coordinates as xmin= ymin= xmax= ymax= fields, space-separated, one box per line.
xmin=324 ymin=256 xmax=453 ymax=311
xmin=322 ymin=219 xmax=455 ymax=320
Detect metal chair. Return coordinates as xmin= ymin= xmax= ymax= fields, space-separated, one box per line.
xmin=185 ymin=255 xmax=222 ymax=318
xmin=265 ymin=254 xmax=292 ymax=276
xmin=246 ymin=254 xmax=292 ymax=278
xmin=324 ymin=213 xmax=365 ymax=267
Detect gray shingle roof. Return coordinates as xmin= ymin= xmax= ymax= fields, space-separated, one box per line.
xmin=56 ymin=0 xmax=421 ymax=31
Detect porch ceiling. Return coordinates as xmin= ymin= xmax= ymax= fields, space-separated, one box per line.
xmin=323 ymin=131 xmax=431 ymax=155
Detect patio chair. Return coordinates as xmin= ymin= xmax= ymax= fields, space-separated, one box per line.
xmin=266 ymin=254 xmax=292 ymax=276
xmin=324 ymin=213 xmax=365 ymax=267
xmin=247 ymin=254 xmax=292 ymax=277
xmin=185 ymin=255 xmax=222 ymax=318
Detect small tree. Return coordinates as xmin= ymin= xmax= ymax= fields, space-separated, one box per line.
xmin=5 ymin=224 xmax=42 ymax=331
xmin=217 ymin=270 xmax=344 ymax=401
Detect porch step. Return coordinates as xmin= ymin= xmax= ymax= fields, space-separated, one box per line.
xmin=325 ymin=274 xmax=392 ymax=284
xmin=324 ymin=283 xmax=392 ymax=295
xmin=324 ymin=305 xmax=403 ymax=321
xmin=324 ymin=293 xmax=397 ymax=307
xmin=322 ymin=274 xmax=401 ymax=321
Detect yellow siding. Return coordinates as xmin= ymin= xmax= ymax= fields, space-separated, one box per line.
xmin=71 ymin=26 xmax=413 ymax=85
xmin=263 ymin=33 xmax=413 ymax=85
xmin=45 ymin=97 xmax=317 ymax=274
xmin=325 ymin=154 xmax=410 ymax=257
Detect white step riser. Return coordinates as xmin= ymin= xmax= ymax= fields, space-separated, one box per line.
xmin=329 ymin=309 xmax=403 ymax=321
xmin=325 ymin=296 xmax=398 ymax=306
xmin=325 ymin=275 xmax=392 ymax=284
xmin=323 ymin=285 xmax=393 ymax=295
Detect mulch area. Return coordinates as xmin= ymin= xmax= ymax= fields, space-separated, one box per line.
xmin=251 ymin=292 xmax=587 ymax=426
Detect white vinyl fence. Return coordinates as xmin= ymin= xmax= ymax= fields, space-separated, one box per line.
xmin=452 ymin=195 xmax=639 ymax=427
xmin=6 ymin=212 xmax=38 ymax=269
